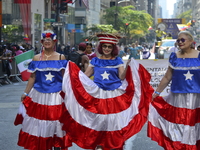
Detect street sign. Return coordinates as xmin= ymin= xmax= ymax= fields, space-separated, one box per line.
xmin=158 ymin=19 xmax=182 ymax=39
xmin=43 ymin=18 xmax=55 ymax=22
xmin=51 ymin=22 xmax=64 ymax=27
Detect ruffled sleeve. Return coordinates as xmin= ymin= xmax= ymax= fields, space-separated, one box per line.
xmin=169 ymin=52 xmax=177 ymax=67
xmin=90 ymin=57 xmax=123 ymax=67
xmin=28 ymin=60 xmax=68 ymax=73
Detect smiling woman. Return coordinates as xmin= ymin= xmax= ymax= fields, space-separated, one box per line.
xmin=148 ymin=31 xmax=200 ymax=149
xmin=60 ymin=33 xmax=154 ymax=150
xmin=14 ymin=30 xmax=72 ymax=150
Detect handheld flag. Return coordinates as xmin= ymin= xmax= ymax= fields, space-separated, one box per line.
xmin=15 ymin=50 xmax=34 ymax=81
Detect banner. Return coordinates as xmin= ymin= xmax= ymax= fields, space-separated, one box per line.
xmin=14 ymin=0 xmax=31 ymax=3
xmin=15 ymin=50 xmax=34 ymax=81
xmin=124 ymin=59 xmax=169 ymax=96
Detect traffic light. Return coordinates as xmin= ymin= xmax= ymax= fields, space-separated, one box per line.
xmin=85 ymin=39 xmax=88 ymax=42
xmin=125 ymin=23 xmax=129 ymax=29
xmin=60 ymin=0 xmax=68 ymax=13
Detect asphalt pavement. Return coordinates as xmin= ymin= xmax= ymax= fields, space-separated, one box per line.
xmin=0 ymin=81 xmax=163 ymax=150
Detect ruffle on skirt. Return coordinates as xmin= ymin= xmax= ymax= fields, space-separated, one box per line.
xmin=60 ymin=59 xmax=154 ymax=149
xmin=148 ymin=92 xmax=200 ymax=150
xmin=14 ymin=89 xmax=72 ymax=150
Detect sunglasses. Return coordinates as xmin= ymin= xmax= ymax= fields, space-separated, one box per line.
xmin=176 ymin=38 xmax=186 ymax=43
xmin=43 ymin=38 xmax=53 ymax=42
xmin=102 ymin=45 xmax=113 ymax=49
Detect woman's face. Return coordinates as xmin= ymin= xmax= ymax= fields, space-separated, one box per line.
xmin=177 ymin=34 xmax=193 ymax=50
xmin=86 ymin=45 xmax=92 ymax=54
xmin=42 ymin=38 xmax=55 ymax=49
xmin=102 ymin=43 xmax=113 ymax=55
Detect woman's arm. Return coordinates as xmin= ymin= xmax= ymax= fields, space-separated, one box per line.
xmin=152 ymin=66 xmax=173 ymax=98
xmin=118 ymin=59 xmax=131 ymax=80
xmin=21 ymin=72 xmax=36 ymax=101
xmin=21 ymin=56 xmax=38 ymax=101
xmin=82 ymin=55 xmax=89 ymax=72
xmin=84 ymin=66 xmax=94 ymax=77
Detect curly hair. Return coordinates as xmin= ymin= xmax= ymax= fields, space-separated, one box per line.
xmin=97 ymin=43 xmax=119 ymax=57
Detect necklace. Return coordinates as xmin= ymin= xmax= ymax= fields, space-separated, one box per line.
xmin=44 ymin=53 xmax=52 ymax=60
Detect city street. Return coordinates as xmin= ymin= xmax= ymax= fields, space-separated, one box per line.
xmin=0 ymin=81 xmax=163 ymax=150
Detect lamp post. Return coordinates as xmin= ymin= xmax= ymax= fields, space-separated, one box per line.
xmin=114 ymin=0 xmax=118 ymax=29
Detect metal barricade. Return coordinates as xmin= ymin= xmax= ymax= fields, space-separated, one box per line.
xmin=10 ymin=58 xmax=23 ymax=82
xmin=0 ymin=57 xmax=23 ymax=86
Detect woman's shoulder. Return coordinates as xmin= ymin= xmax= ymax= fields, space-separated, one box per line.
xmin=29 ymin=59 xmax=67 ymax=70
xmin=32 ymin=54 xmax=41 ymax=61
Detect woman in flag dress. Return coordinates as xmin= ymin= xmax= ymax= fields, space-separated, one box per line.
xmin=14 ymin=30 xmax=72 ymax=150
xmin=148 ymin=31 xmax=200 ymax=149
xmin=60 ymin=33 xmax=153 ymax=150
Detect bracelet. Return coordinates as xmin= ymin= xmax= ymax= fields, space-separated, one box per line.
xmin=154 ymin=91 xmax=160 ymax=95
xmin=23 ymin=92 xmax=28 ymax=96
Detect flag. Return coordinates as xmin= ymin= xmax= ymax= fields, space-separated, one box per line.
xmin=65 ymin=0 xmax=72 ymax=3
xmin=148 ymin=26 xmax=153 ymax=30
xmin=82 ymin=0 xmax=89 ymax=9
xmin=15 ymin=50 xmax=34 ymax=81
xmin=177 ymin=24 xmax=190 ymax=31
xmin=23 ymin=34 xmax=29 ymax=40
xmin=79 ymin=0 xmax=89 ymax=9
xmin=60 ymin=59 xmax=153 ymax=149
xmin=14 ymin=0 xmax=31 ymax=3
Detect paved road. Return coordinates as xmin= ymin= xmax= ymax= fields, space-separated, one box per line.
xmin=0 ymin=81 xmax=163 ymax=150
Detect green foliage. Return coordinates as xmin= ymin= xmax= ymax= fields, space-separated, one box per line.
xmin=176 ymin=9 xmax=192 ymax=23
xmin=2 ymin=25 xmax=24 ymax=43
xmin=103 ymin=5 xmax=153 ymax=40
xmin=83 ymin=24 xmax=117 ymax=41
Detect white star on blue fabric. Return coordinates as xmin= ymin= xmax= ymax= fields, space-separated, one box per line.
xmin=184 ymin=71 xmax=193 ymax=80
xmin=45 ymin=72 xmax=55 ymax=81
xmin=101 ymin=71 xmax=110 ymax=80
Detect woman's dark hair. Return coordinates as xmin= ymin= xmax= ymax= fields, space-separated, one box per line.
xmin=97 ymin=43 xmax=119 ymax=57
xmin=86 ymin=43 xmax=92 ymax=47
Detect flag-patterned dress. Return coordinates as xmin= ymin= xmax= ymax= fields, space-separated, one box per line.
xmin=14 ymin=60 xmax=72 ymax=150
xmin=148 ymin=52 xmax=200 ymax=150
xmin=60 ymin=57 xmax=153 ymax=149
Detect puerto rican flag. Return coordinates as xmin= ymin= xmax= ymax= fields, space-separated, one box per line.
xmin=60 ymin=59 xmax=154 ymax=149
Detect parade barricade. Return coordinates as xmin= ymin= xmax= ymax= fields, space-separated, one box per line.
xmin=10 ymin=58 xmax=23 ymax=82
xmin=0 ymin=57 xmax=22 ymax=86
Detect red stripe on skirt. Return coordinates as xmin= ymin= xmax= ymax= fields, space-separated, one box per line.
xmin=152 ymin=96 xmax=200 ymax=126
xmin=148 ymin=121 xmax=199 ymax=150
xmin=18 ymin=129 xmax=72 ymax=150
xmin=22 ymin=96 xmax=63 ymax=121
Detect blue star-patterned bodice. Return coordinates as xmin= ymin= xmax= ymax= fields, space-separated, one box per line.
xmin=90 ymin=57 xmax=124 ymax=90
xmin=28 ymin=60 xmax=68 ymax=93
xmin=169 ymin=52 xmax=200 ymax=93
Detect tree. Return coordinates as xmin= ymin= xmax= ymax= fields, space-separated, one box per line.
xmin=2 ymin=25 xmax=24 ymax=44
xmin=82 ymin=24 xmax=117 ymax=41
xmin=176 ymin=9 xmax=192 ymax=23
xmin=103 ymin=5 xmax=153 ymax=43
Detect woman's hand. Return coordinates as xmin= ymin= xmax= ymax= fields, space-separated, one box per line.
xmin=152 ymin=91 xmax=160 ymax=100
xmin=152 ymin=93 xmax=159 ymax=99
xmin=21 ymin=93 xmax=28 ymax=102
xmin=126 ymin=59 xmax=131 ymax=67
xmin=21 ymin=94 xmax=26 ymax=102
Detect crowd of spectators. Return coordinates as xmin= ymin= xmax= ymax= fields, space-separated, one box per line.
xmin=0 ymin=43 xmax=34 ymax=85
